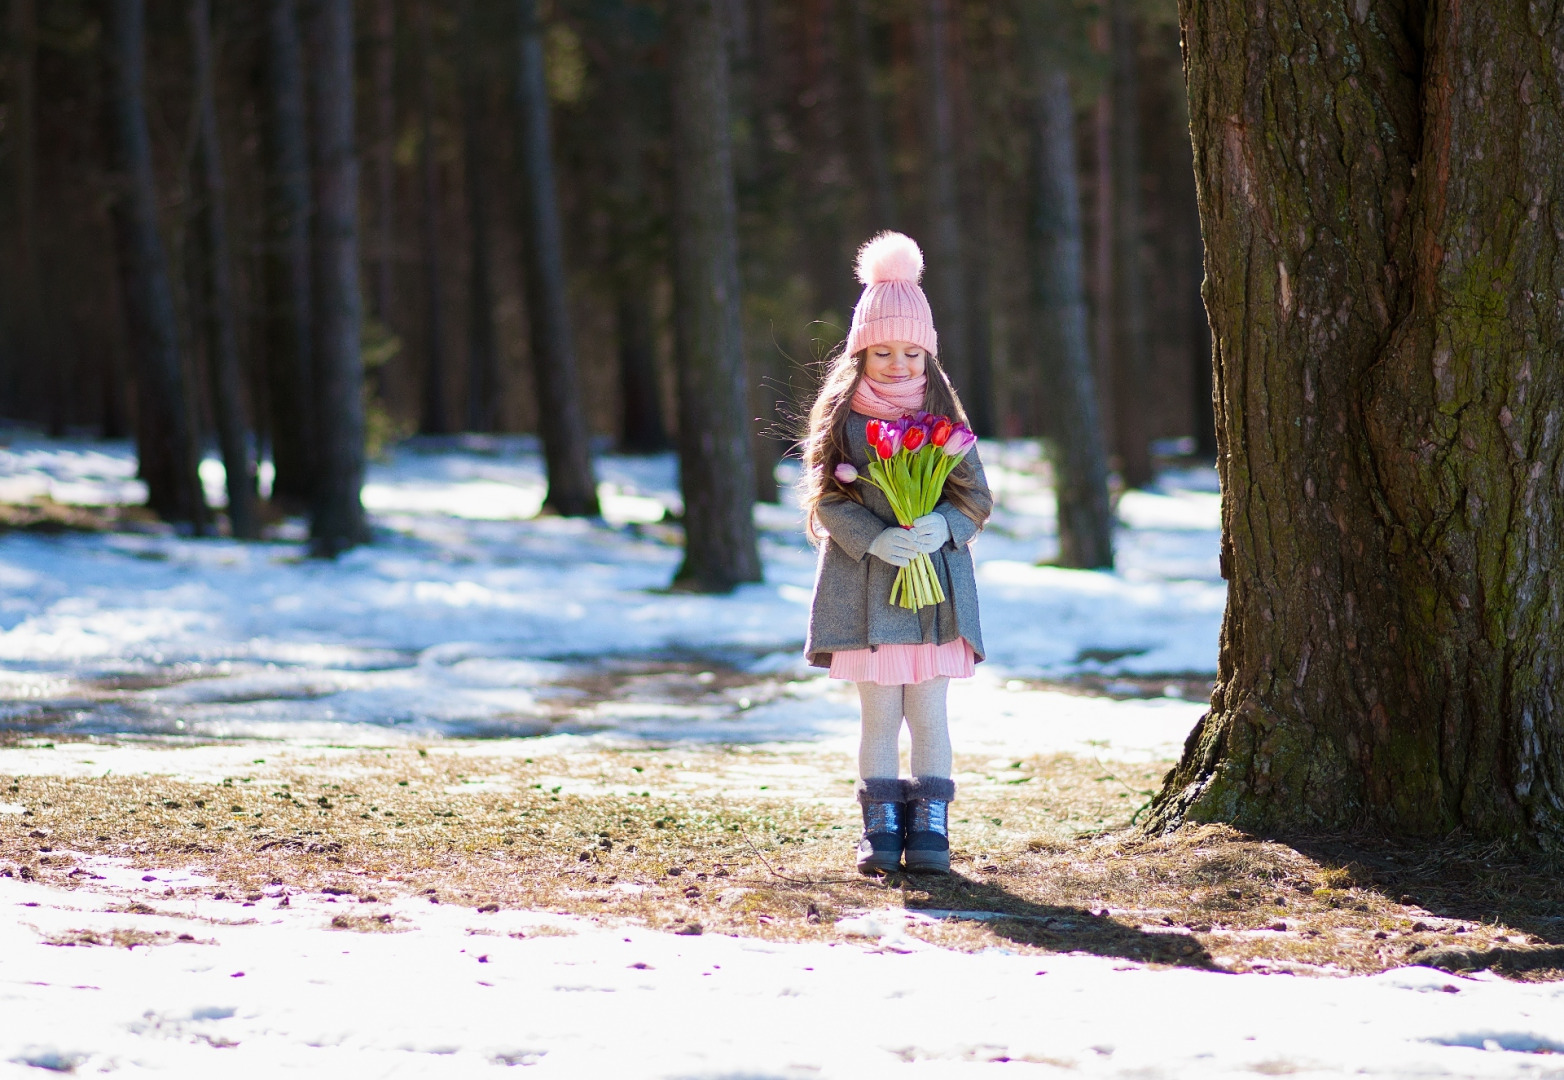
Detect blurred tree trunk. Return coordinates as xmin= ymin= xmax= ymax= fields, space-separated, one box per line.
xmin=1023 ymin=29 xmax=1113 ymax=571
xmin=306 ymin=0 xmax=368 ymax=555
xmin=9 ymin=0 xmax=39 ymax=423
xmin=1107 ymin=0 xmax=1153 ymax=488
xmin=1091 ymin=87 xmax=1115 ymax=456
xmin=604 ymin=7 xmax=667 ymax=453
xmin=1150 ymin=0 xmax=1564 ymax=840
xmin=368 ymin=0 xmax=395 ymax=332
xmin=103 ymin=0 xmax=209 ymax=532
xmin=920 ymin=0 xmax=972 ymax=404
xmin=261 ymin=0 xmax=315 ymax=512
xmin=947 ymin=11 xmax=993 ymax=436
xmin=416 ymin=1 xmax=449 ymax=436
xmin=190 ymin=0 xmax=260 ymax=539
xmin=845 ymin=0 xmax=896 ymax=232
xmin=668 ymin=0 xmax=762 ymax=591
xmin=514 ymin=0 xmax=599 ymax=515
xmin=730 ymin=0 xmax=783 ymax=503
xmin=460 ymin=0 xmax=499 ymax=433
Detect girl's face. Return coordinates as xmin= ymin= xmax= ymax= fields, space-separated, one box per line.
xmin=862 ymin=341 xmax=927 ymax=385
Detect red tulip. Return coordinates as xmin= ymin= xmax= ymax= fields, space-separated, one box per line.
xmin=930 ymin=418 xmax=953 ymax=447
xmin=876 ymin=422 xmax=905 ymax=458
xmin=903 ymin=426 xmax=926 ymax=451
xmin=865 ymin=419 xmax=883 ymax=445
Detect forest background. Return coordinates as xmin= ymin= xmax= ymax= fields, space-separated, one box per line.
xmin=0 ymin=0 xmax=1207 ymax=561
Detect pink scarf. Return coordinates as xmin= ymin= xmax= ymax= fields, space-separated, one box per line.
xmin=851 ymin=375 xmax=927 ymax=421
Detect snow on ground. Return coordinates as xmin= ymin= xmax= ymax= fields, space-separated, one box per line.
xmin=0 ymin=434 xmax=1222 ymax=743
xmin=5 ymin=871 xmax=1564 ymax=1078
xmin=13 ymin=436 xmax=1557 ymax=1077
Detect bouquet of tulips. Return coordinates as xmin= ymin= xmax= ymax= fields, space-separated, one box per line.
xmin=834 ymin=412 xmax=979 ymax=610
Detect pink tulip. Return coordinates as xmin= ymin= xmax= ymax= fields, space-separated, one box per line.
xmin=834 ymin=462 xmax=859 ymax=484
xmin=941 ymin=426 xmax=977 ymax=457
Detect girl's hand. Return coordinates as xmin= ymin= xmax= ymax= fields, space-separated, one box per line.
xmin=911 ymin=512 xmax=950 ymax=553
xmin=867 ymin=526 xmax=919 ymax=567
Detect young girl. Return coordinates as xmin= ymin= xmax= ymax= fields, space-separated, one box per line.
xmin=800 ymin=231 xmax=992 ymax=875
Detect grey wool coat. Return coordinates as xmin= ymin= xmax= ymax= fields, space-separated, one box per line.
xmin=804 ymin=411 xmax=992 ymax=669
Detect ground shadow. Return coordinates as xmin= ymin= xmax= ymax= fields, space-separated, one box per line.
xmin=864 ymin=869 xmax=1216 ymax=969
xmin=1279 ymin=832 xmax=1564 ymax=975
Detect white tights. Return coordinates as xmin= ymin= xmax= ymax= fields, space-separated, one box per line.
xmin=856 ymin=677 xmax=952 ymax=780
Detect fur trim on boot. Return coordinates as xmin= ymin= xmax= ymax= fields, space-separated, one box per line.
xmin=903 ymin=776 xmax=954 ymax=874
xmin=854 ymin=778 xmax=907 ymax=875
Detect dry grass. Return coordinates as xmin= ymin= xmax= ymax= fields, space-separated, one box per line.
xmin=4 ymin=741 xmax=1562 ymax=978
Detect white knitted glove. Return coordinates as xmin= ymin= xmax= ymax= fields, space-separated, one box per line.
xmin=867 ymin=526 xmax=919 ymax=567
xmin=911 ymin=512 xmax=950 ymax=554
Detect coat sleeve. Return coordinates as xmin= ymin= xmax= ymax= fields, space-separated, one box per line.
xmin=816 ymin=496 xmax=892 ymax=561
xmin=935 ymin=446 xmax=993 ymax=548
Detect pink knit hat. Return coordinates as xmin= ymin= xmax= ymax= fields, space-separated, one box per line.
xmin=843 ymin=232 xmax=938 ymax=358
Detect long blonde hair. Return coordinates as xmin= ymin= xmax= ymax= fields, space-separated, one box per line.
xmin=798 ymin=348 xmax=986 ymax=541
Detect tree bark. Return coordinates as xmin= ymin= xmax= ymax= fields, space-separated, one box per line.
xmin=920 ymin=0 xmax=971 ymax=400
xmin=1024 ymin=30 xmax=1114 ymax=571
xmin=103 ymin=0 xmax=209 ymax=531
xmin=417 ymin=0 xmax=449 ymax=436
xmin=261 ymin=0 xmax=315 ymax=512
xmin=513 ymin=0 xmax=599 ymax=514
xmin=668 ymin=0 xmax=762 ymax=591
xmin=1150 ymin=0 xmax=1564 ymax=840
xmin=1107 ymin=0 xmax=1154 ymax=488
xmin=190 ymin=0 xmax=260 ymax=539
xmin=306 ymin=0 xmax=368 ymax=555
xmin=461 ymin=0 xmax=500 ymax=434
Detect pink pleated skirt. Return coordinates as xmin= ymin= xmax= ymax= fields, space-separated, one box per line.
xmin=828 ymin=637 xmax=975 ymax=685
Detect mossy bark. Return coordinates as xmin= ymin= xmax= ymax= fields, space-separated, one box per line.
xmin=1150 ymin=0 xmax=1564 ymax=840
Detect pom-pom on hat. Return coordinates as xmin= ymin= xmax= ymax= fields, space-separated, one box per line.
xmin=843 ymin=231 xmax=938 ymax=359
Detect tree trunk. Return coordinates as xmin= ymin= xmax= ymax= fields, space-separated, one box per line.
xmin=1024 ymin=35 xmax=1114 ymax=571
xmin=190 ymin=0 xmax=260 ymax=540
xmin=845 ymin=0 xmax=897 ymax=232
xmin=920 ymin=0 xmax=971 ymax=399
xmin=369 ymin=0 xmax=395 ymax=331
xmin=514 ymin=0 xmax=599 ymax=515
xmin=1150 ymin=0 xmax=1564 ymax=840
xmin=1091 ymin=87 xmax=1116 ymax=456
xmin=946 ymin=9 xmax=995 ymax=437
xmin=103 ymin=0 xmax=209 ymax=531
xmin=1107 ymin=0 xmax=1153 ymax=488
xmin=9 ymin=0 xmax=39 ymax=418
xmin=461 ymin=0 xmax=500 ymax=434
xmin=602 ymin=2 xmax=667 ymax=453
xmin=306 ymin=0 xmax=368 ymax=555
xmin=417 ymin=1 xmax=449 ymax=436
xmin=261 ymin=0 xmax=315 ymax=512
xmin=667 ymin=0 xmax=762 ymax=591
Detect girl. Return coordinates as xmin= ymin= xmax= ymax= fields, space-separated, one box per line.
xmin=800 ymin=231 xmax=992 ymax=875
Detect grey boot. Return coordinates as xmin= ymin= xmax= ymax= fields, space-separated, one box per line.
xmin=855 ymin=778 xmax=906 ymax=875
xmin=903 ymin=776 xmax=955 ymax=873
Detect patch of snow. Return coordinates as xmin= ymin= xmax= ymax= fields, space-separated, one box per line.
xmin=1 ymin=436 xmax=1220 ymax=741
xmin=4 ymin=874 xmax=1564 ymax=1077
